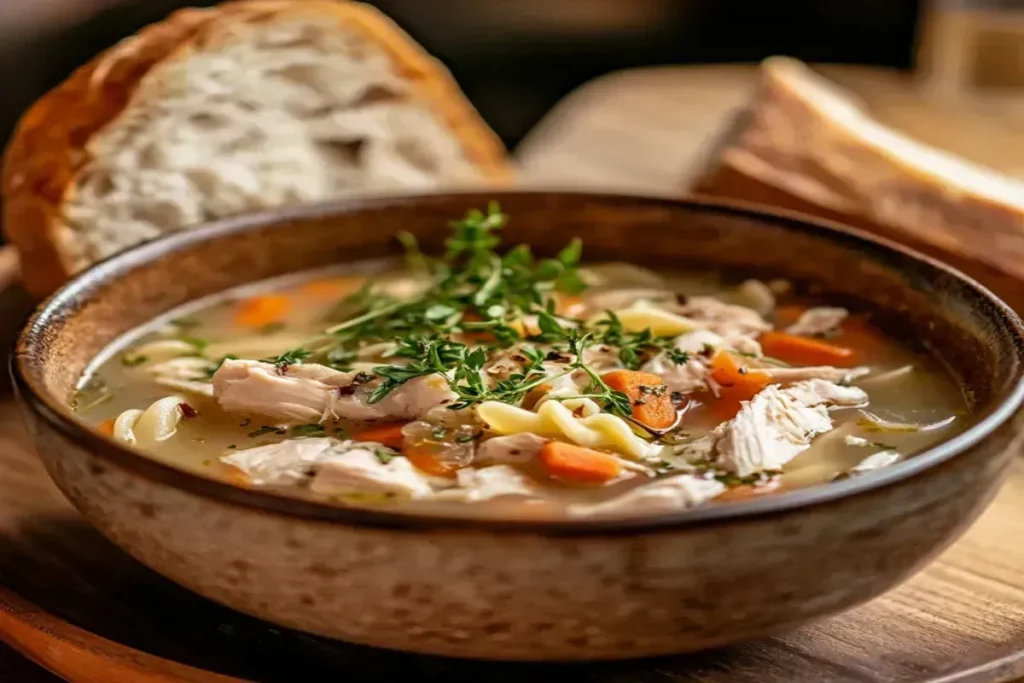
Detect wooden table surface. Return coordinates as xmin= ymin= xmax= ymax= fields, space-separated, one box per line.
xmin=5 ymin=63 xmax=1024 ymax=682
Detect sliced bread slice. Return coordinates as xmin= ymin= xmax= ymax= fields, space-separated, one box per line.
xmin=2 ymin=0 xmax=511 ymax=296
xmin=695 ymin=57 xmax=1024 ymax=282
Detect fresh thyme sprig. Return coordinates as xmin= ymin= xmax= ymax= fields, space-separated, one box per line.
xmin=317 ymin=203 xmax=586 ymax=366
xmin=591 ymin=311 xmax=689 ymax=370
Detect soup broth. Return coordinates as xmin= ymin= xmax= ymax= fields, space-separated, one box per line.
xmin=74 ymin=205 xmax=968 ymax=519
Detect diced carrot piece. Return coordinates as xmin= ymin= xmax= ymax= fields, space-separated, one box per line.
xmin=601 ymin=370 xmax=676 ymax=429
xmin=709 ymin=352 xmax=770 ymax=395
xmin=299 ymin=276 xmax=364 ymax=299
xmin=353 ymin=422 xmax=409 ymax=449
xmin=557 ymin=294 xmax=586 ymax=318
xmin=96 ymin=419 xmax=115 ymax=436
xmin=760 ymin=331 xmax=857 ymax=367
xmin=403 ymin=444 xmax=462 ymax=478
xmin=234 ymin=294 xmax=289 ymax=328
xmin=539 ymin=442 xmax=623 ymax=484
xmin=708 ymin=352 xmax=771 ymax=420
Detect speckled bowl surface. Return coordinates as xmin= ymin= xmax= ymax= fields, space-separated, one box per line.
xmin=12 ymin=191 xmax=1024 ymax=660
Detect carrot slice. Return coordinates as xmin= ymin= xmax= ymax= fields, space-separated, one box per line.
xmin=709 ymin=352 xmax=770 ymax=395
xmin=234 ymin=294 xmax=289 ymax=328
xmin=539 ymin=442 xmax=623 ymax=484
xmin=760 ymin=331 xmax=857 ymax=367
xmin=96 ymin=419 xmax=115 ymax=437
xmin=403 ymin=444 xmax=462 ymax=478
xmin=353 ymin=422 xmax=409 ymax=449
xmin=601 ymin=370 xmax=675 ymax=429
xmin=557 ymin=293 xmax=586 ymax=318
xmin=708 ymin=352 xmax=771 ymax=420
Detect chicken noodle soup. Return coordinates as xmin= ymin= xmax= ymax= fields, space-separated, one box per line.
xmin=74 ymin=204 xmax=969 ymax=518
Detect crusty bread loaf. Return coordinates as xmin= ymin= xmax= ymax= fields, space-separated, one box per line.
xmin=2 ymin=0 xmax=511 ymax=296
xmin=695 ymin=57 xmax=1024 ymax=282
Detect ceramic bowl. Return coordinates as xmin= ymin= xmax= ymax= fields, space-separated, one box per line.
xmin=13 ymin=191 xmax=1024 ymax=660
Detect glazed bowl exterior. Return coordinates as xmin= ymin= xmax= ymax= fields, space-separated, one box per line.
xmin=13 ymin=192 xmax=1024 ymax=660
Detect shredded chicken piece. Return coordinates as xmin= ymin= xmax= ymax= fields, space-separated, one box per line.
xmin=641 ymin=329 xmax=760 ymax=395
xmin=212 ymin=358 xmax=455 ymax=424
xmin=568 ymin=475 xmax=725 ymax=517
xmin=311 ymin=449 xmax=436 ymax=497
xmin=440 ymin=465 xmax=542 ymax=502
xmin=676 ymin=296 xmax=772 ymax=337
xmin=475 ymin=433 xmax=549 ymax=466
xmin=145 ymin=357 xmax=216 ymax=397
xmin=734 ymin=279 xmax=776 ymax=317
xmin=785 ymin=307 xmax=848 ymax=337
xmin=848 ymin=450 xmax=901 ymax=476
xmin=642 ymin=354 xmax=710 ymax=395
xmin=707 ymin=379 xmax=869 ymax=476
xmin=222 ymin=437 xmax=437 ymax=497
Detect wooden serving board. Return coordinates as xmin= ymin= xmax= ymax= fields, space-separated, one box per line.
xmin=5 ymin=64 xmax=1024 ymax=681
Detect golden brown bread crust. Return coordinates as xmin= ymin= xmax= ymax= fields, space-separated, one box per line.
xmin=2 ymin=0 xmax=512 ymax=298
xmin=694 ymin=57 xmax=1024 ymax=284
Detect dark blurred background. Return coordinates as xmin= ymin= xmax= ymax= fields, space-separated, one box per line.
xmin=0 ymin=0 xmax=921 ymax=152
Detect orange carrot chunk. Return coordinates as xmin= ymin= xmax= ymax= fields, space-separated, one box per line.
xmin=601 ymin=369 xmax=676 ymax=429
xmin=234 ymin=294 xmax=289 ymax=328
xmin=96 ymin=419 xmax=115 ymax=436
xmin=760 ymin=331 xmax=857 ymax=367
xmin=403 ymin=444 xmax=462 ymax=478
xmin=539 ymin=442 xmax=623 ymax=484
xmin=709 ymin=352 xmax=770 ymax=396
xmin=353 ymin=422 xmax=409 ymax=449
xmin=708 ymin=352 xmax=771 ymax=420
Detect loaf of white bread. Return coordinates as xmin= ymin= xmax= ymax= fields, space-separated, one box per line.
xmin=2 ymin=0 xmax=511 ymax=296
xmin=695 ymin=57 xmax=1024 ymax=282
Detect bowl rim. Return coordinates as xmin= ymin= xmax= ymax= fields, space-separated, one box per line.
xmin=13 ymin=189 xmax=1024 ymax=536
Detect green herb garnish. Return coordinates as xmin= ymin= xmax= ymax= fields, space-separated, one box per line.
xmin=291 ymin=424 xmax=327 ymax=437
xmin=262 ymin=348 xmax=312 ymax=372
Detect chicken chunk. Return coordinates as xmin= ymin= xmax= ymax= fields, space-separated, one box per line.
xmin=221 ymin=436 xmax=338 ymax=484
xmin=677 ymin=296 xmax=772 ymax=337
xmin=708 ymin=379 xmax=869 ymax=476
xmin=568 ymin=475 xmax=725 ymax=517
xmin=222 ymin=436 xmax=436 ymax=497
xmin=785 ymin=307 xmax=848 ymax=337
xmin=146 ymin=357 xmax=217 ymax=397
xmin=212 ymin=359 xmax=456 ymax=424
xmin=441 ymin=465 xmax=543 ymax=502
xmin=642 ymin=354 xmax=710 ymax=395
xmin=475 ymin=433 xmax=549 ymax=466
xmin=311 ymin=449 xmax=435 ymax=498
xmin=642 ymin=329 xmax=751 ymax=395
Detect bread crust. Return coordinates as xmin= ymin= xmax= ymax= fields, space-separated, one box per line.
xmin=695 ymin=57 xmax=1024 ymax=282
xmin=2 ymin=0 xmax=511 ymax=297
